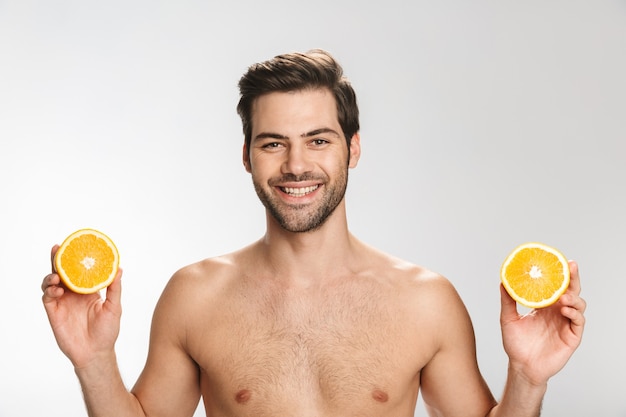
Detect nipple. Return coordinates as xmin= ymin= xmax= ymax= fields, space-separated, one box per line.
xmin=372 ymin=389 xmax=389 ymax=403
xmin=235 ymin=389 xmax=252 ymax=404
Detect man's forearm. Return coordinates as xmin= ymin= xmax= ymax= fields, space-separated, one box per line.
xmin=74 ymin=351 xmax=145 ymax=417
xmin=487 ymin=365 xmax=548 ymax=417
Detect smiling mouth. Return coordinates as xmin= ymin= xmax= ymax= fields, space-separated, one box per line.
xmin=280 ymin=185 xmax=319 ymax=197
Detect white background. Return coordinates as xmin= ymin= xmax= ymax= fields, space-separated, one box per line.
xmin=1 ymin=1 xmax=625 ymax=416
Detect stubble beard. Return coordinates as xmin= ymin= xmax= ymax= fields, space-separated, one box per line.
xmin=253 ymin=169 xmax=349 ymax=233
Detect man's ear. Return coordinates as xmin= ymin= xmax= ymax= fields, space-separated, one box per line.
xmin=243 ymin=143 xmax=251 ymax=173
xmin=348 ymin=133 xmax=361 ymax=168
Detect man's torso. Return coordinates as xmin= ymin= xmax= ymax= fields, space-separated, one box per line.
xmin=178 ymin=247 xmax=443 ymax=417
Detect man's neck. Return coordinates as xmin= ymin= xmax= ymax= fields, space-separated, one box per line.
xmin=257 ymin=206 xmax=359 ymax=287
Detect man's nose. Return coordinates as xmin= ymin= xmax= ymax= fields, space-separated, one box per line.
xmin=282 ymin=144 xmax=313 ymax=175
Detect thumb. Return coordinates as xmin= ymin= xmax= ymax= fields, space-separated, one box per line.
xmin=500 ymin=283 xmax=520 ymax=324
xmin=104 ymin=268 xmax=123 ymax=308
xmin=50 ymin=244 xmax=60 ymax=273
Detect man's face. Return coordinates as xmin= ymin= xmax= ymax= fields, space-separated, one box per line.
xmin=244 ymin=88 xmax=360 ymax=233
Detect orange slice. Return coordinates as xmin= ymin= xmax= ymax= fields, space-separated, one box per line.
xmin=54 ymin=228 xmax=120 ymax=294
xmin=500 ymin=242 xmax=570 ymax=308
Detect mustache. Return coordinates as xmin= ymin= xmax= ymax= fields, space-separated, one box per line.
xmin=268 ymin=173 xmax=327 ymax=185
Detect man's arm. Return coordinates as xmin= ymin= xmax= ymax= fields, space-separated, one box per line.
xmin=42 ymin=245 xmax=145 ymax=417
xmin=418 ymin=277 xmax=498 ymax=417
xmin=74 ymin=348 xmax=146 ymax=417
xmin=487 ymin=260 xmax=586 ymax=417
xmin=418 ymin=262 xmax=585 ymax=417
xmin=42 ymin=246 xmax=202 ymax=417
xmin=131 ymin=269 xmax=203 ymax=417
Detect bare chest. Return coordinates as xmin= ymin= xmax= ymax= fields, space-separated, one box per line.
xmin=189 ymin=282 xmax=425 ymax=416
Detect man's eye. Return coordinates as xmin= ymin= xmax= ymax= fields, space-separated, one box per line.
xmin=312 ymin=139 xmax=328 ymax=146
xmin=262 ymin=142 xmax=281 ymax=148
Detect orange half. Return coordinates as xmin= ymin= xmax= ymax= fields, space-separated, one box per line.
xmin=54 ymin=228 xmax=119 ymax=294
xmin=500 ymin=242 xmax=570 ymax=308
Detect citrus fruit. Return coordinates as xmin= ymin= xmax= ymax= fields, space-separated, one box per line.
xmin=54 ymin=228 xmax=120 ymax=294
xmin=500 ymin=242 xmax=570 ymax=308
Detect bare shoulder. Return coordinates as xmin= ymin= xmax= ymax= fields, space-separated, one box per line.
xmin=360 ymin=244 xmax=462 ymax=306
xmin=131 ymin=255 xmax=246 ymax=415
xmin=167 ymin=255 xmax=235 ymax=289
xmin=358 ymin=244 xmax=473 ymax=340
xmin=157 ymin=252 xmax=242 ymax=310
xmin=346 ymin=243 xmax=474 ymax=375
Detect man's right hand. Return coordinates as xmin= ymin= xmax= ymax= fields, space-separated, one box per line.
xmin=42 ymin=244 xmax=123 ymax=369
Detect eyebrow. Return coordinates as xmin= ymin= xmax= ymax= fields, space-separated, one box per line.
xmin=254 ymin=128 xmax=341 ymax=142
xmin=303 ymin=128 xmax=341 ymax=138
xmin=254 ymin=132 xmax=288 ymax=141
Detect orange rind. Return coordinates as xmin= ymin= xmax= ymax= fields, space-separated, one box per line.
xmin=54 ymin=228 xmax=119 ymax=294
xmin=500 ymin=242 xmax=570 ymax=308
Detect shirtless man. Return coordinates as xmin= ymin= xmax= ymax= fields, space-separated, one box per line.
xmin=42 ymin=49 xmax=586 ymax=417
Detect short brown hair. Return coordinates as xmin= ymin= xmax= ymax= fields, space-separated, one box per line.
xmin=237 ymin=49 xmax=359 ymax=152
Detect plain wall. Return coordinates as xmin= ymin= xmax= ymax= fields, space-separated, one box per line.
xmin=1 ymin=1 xmax=625 ymax=416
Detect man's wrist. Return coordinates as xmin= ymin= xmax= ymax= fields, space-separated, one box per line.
xmin=487 ymin=363 xmax=549 ymax=417
xmin=507 ymin=361 xmax=549 ymax=390
xmin=73 ymin=350 xmax=119 ymax=380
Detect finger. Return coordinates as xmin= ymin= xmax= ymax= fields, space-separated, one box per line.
xmin=567 ymin=260 xmax=581 ymax=295
xmin=560 ymin=290 xmax=587 ymax=314
xmin=41 ymin=274 xmax=65 ymax=304
xmin=104 ymin=268 xmax=123 ymax=307
xmin=500 ymin=283 xmax=520 ymax=324
xmin=561 ymin=303 xmax=586 ymax=340
xmin=50 ymin=244 xmax=60 ymax=273
xmin=42 ymin=285 xmax=65 ymax=303
xmin=562 ymin=301 xmax=586 ymax=326
xmin=41 ymin=273 xmax=60 ymax=292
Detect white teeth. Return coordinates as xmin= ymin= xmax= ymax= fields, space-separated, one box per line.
xmin=282 ymin=185 xmax=319 ymax=197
